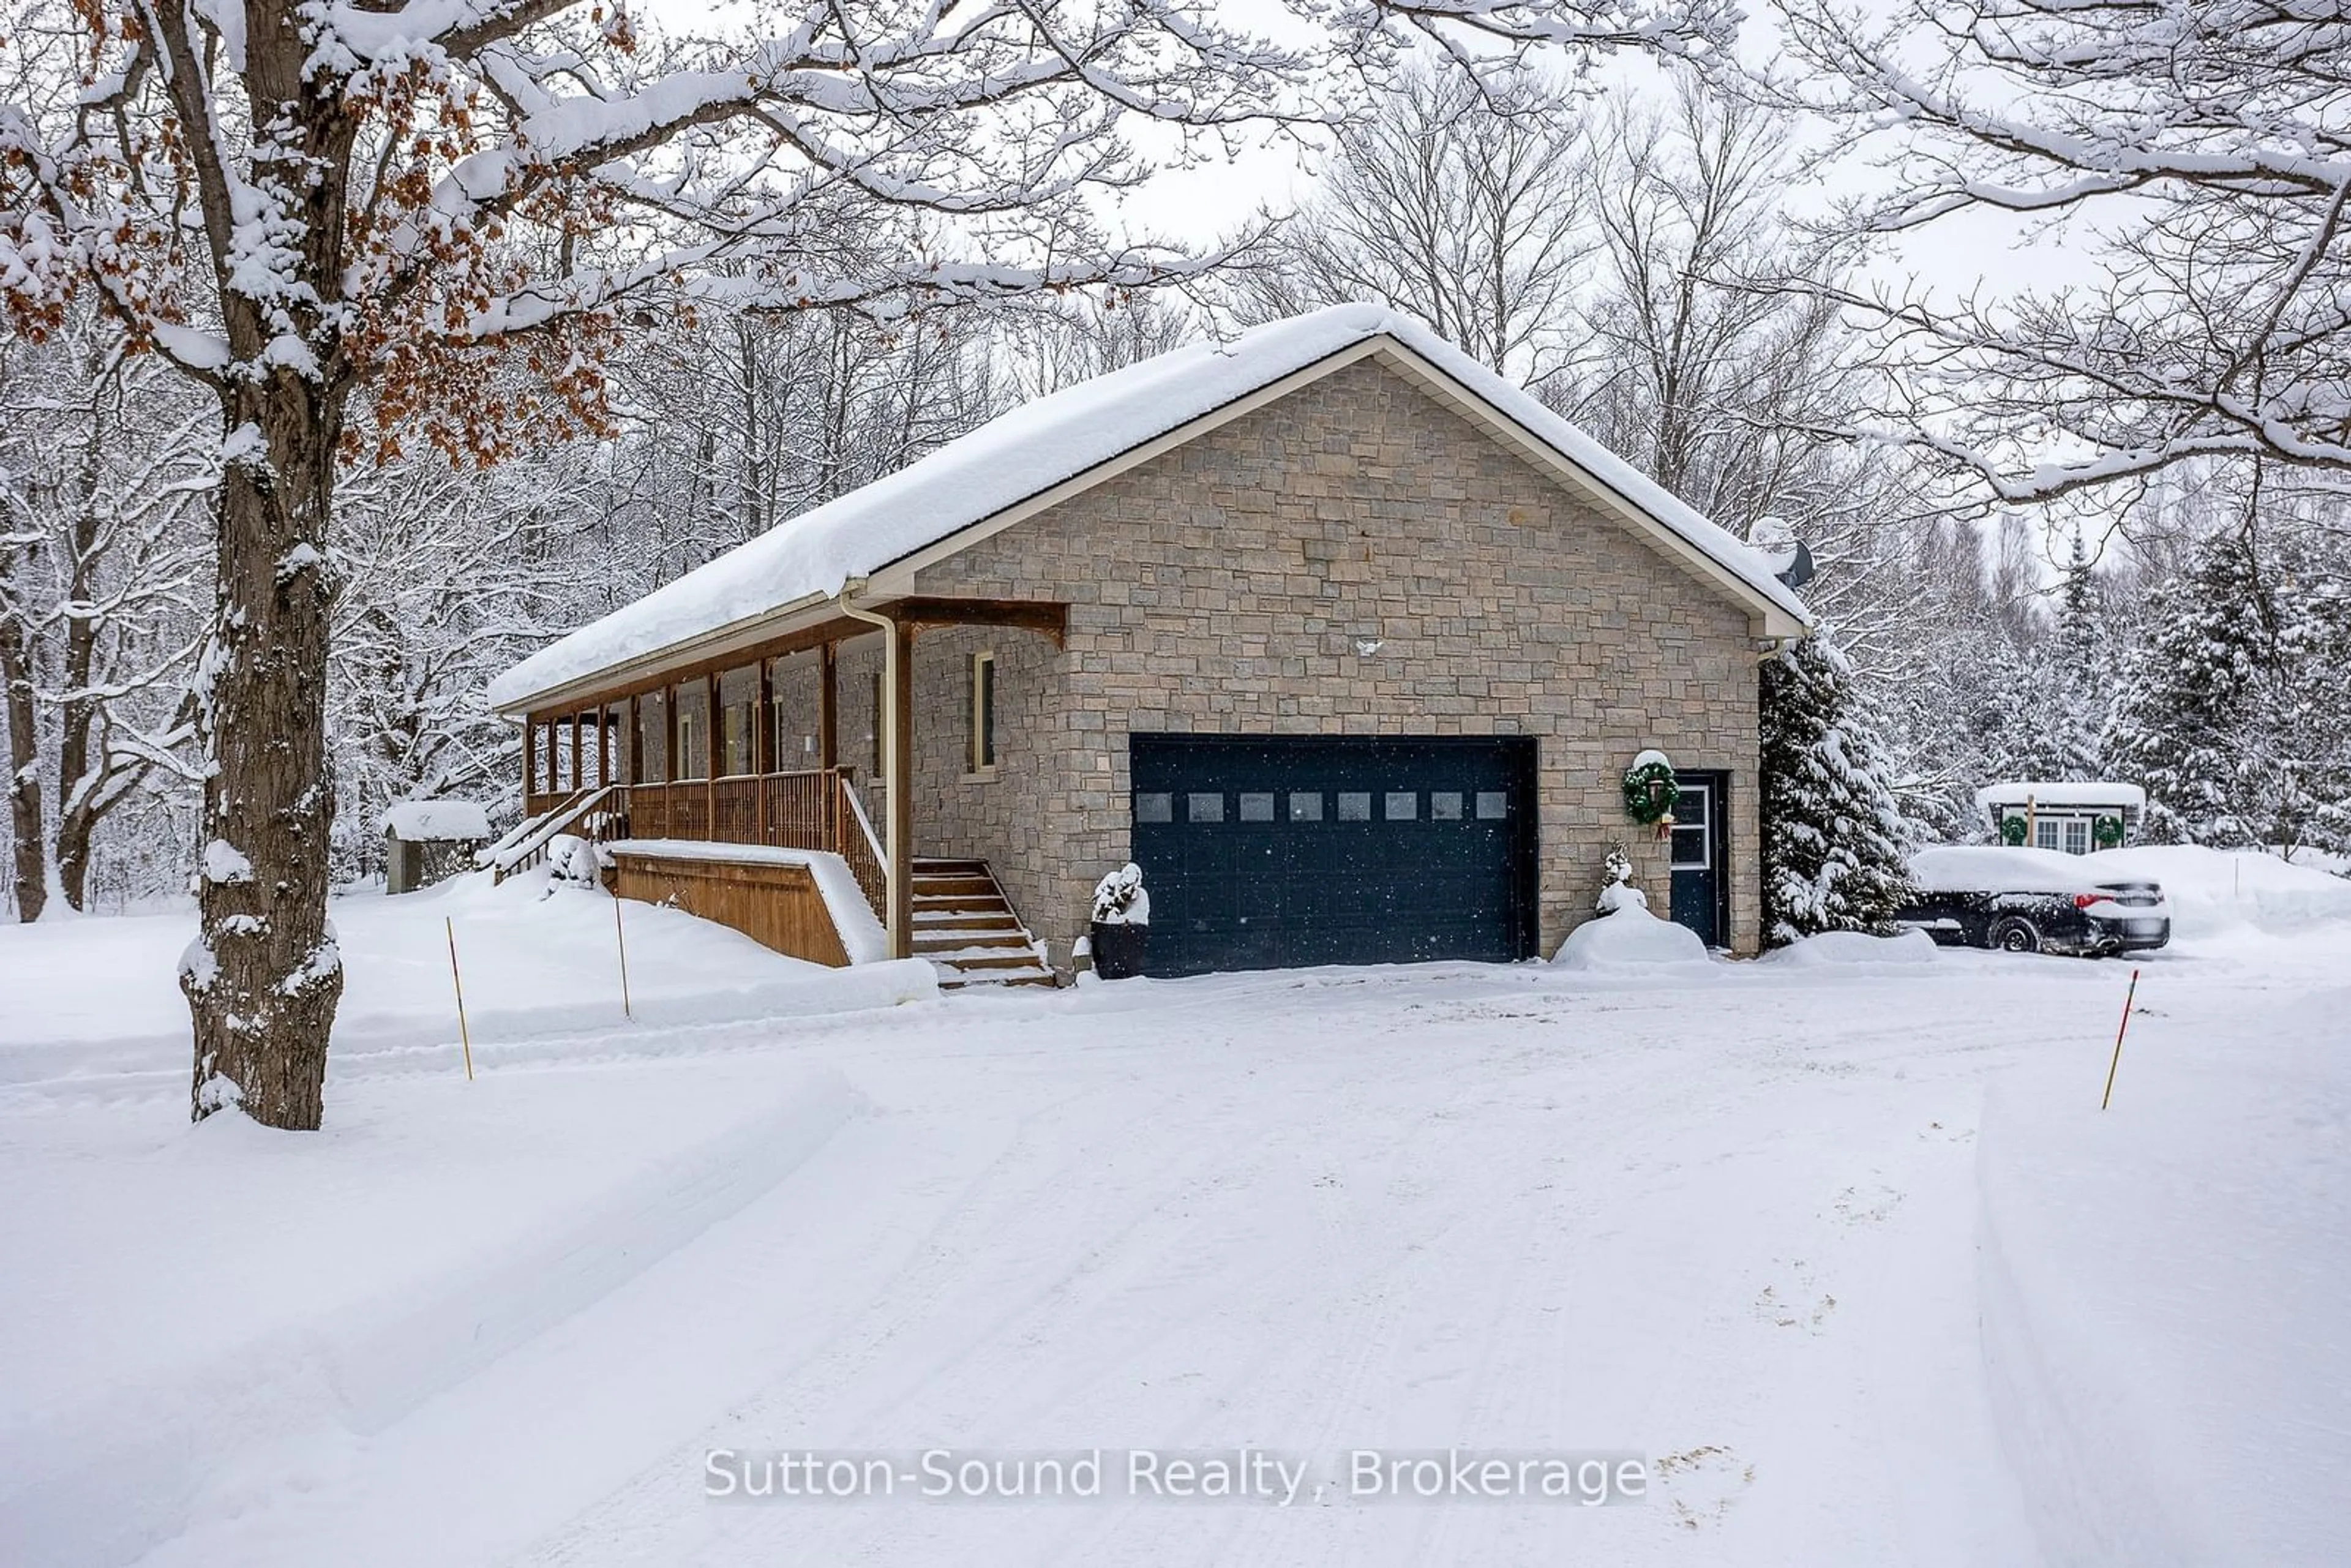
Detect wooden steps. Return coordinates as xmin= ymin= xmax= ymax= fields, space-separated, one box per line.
xmin=912 ymin=859 xmax=1056 ymax=989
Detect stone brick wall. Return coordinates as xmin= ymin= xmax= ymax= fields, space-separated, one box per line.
xmin=896 ymin=353 xmax=1763 ymax=962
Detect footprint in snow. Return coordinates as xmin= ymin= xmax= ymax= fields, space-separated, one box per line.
xmin=1653 ymin=1444 xmax=1753 ymax=1531
xmin=1752 ymin=1261 xmax=1836 ymax=1334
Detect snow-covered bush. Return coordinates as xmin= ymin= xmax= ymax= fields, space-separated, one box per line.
xmin=544 ymin=835 xmax=607 ymax=894
xmin=1759 ymin=631 xmax=1916 ymax=945
xmin=1091 ymin=863 xmax=1150 ymax=926
xmin=1595 ymin=844 xmax=1648 ymax=915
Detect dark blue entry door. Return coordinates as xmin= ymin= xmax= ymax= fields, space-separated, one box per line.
xmin=1668 ymin=771 xmax=1730 ymax=948
xmin=1128 ymin=734 xmax=1540 ymax=977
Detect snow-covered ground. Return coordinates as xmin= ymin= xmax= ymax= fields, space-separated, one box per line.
xmin=2 ymin=853 xmax=2344 ymax=1566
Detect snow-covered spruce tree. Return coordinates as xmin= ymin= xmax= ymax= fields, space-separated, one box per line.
xmin=2102 ymin=528 xmax=2351 ymax=857
xmin=1758 ymin=631 xmax=1917 ymax=944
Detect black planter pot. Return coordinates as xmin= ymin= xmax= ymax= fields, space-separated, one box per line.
xmin=1090 ymin=920 xmax=1150 ymax=980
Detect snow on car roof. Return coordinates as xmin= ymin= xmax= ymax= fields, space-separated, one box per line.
xmin=488 ymin=304 xmax=1810 ymax=712
xmin=1911 ymin=846 xmax=2160 ymax=894
xmin=1973 ymin=781 xmax=2148 ymax=812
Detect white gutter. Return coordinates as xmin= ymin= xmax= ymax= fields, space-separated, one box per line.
xmin=834 ymin=588 xmax=906 ymax=960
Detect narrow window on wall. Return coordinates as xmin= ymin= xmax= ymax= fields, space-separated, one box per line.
xmin=970 ymin=651 xmax=997 ymax=773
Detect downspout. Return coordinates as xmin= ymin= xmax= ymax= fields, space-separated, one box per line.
xmin=835 ymin=587 xmax=906 ymax=959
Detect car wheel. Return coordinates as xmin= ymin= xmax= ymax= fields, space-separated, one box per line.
xmin=1990 ymin=917 xmax=2041 ymax=955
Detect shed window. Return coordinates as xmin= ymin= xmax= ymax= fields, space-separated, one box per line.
xmin=969 ymin=651 xmax=996 ymax=773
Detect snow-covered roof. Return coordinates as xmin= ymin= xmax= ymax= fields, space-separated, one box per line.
xmin=489 ymin=304 xmax=1812 ymax=713
xmin=381 ymin=800 xmax=494 ymax=841
xmin=1974 ymin=782 xmax=2147 ymax=813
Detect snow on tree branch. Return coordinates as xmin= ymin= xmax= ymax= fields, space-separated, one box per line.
xmin=1761 ymin=0 xmax=2351 ymax=498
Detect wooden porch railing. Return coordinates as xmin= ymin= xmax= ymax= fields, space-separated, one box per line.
xmin=487 ymin=784 xmax=623 ymax=885
xmin=609 ymin=767 xmax=886 ymax=918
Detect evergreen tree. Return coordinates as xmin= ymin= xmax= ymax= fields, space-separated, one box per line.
xmin=1760 ymin=631 xmax=1920 ymax=943
xmin=2103 ymin=529 xmax=2351 ymax=855
xmin=2041 ymin=531 xmax=2110 ymax=779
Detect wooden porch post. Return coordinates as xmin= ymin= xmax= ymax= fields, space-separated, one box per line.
xmin=889 ymin=621 xmax=915 ymax=958
xmin=702 ymin=673 xmax=714 ymax=841
xmin=570 ymin=712 xmax=583 ymax=793
xmin=818 ymin=641 xmax=838 ymax=772
xmin=755 ymin=659 xmax=771 ymax=844
xmin=523 ymin=715 xmax=538 ymax=809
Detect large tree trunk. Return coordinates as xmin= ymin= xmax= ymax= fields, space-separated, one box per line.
xmin=181 ymin=378 xmax=346 ymax=1128
xmin=1 ymin=612 xmax=43 ymax=923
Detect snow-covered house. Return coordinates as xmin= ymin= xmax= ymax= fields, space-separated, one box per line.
xmin=1976 ymin=781 xmax=2147 ymax=855
xmin=487 ymin=306 xmax=1810 ymax=983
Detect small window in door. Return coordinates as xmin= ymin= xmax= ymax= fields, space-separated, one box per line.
xmin=1238 ymin=792 xmax=1275 ymax=822
xmin=1135 ymin=792 xmax=1172 ymax=823
xmin=1337 ymin=792 xmax=1372 ymax=822
xmin=1430 ymin=791 xmax=1463 ymax=820
xmin=2064 ymin=819 xmax=2088 ymax=855
xmin=1474 ymin=790 xmax=1509 ymax=820
xmin=1384 ymin=790 xmax=1417 ymax=820
xmin=1288 ymin=792 xmax=1323 ymax=822
xmin=1672 ymin=784 xmax=1711 ymax=869
xmin=2035 ymin=818 xmax=2061 ymax=850
xmin=1187 ymin=792 xmax=1224 ymax=823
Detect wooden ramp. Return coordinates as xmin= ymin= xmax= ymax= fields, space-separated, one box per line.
xmin=912 ymin=859 xmax=1057 ymax=989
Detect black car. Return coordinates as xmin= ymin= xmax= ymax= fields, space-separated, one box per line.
xmin=1899 ymin=847 xmax=2172 ymax=957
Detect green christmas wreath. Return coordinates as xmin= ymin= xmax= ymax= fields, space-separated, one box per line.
xmin=2093 ymin=813 xmax=2126 ymax=849
xmin=1622 ymin=752 xmax=1679 ymax=826
xmin=1998 ymin=815 xmax=2029 ymax=847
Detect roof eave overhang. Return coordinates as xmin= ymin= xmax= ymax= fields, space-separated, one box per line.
xmin=491 ymin=584 xmax=855 ymax=718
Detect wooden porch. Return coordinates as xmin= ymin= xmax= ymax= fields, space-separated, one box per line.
xmin=500 ymin=596 xmax=1066 ymax=963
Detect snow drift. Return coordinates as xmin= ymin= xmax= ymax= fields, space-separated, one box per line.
xmin=1760 ymin=928 xmax=1939 ymax=968
xmin=2086 ymin=845 xmax=2351 ymax=939
xmin=1551 ymin=907 xmax=1714 ymax=972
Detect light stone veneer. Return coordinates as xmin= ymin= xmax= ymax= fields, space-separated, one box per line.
xmin=812 ymin=356 xmax=1764 ymax=967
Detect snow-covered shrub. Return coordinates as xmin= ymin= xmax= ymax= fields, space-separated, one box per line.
xmin=544 ymin=835 xmax=607 ymax=893
xmin=1595 ymin=844 xmax=1648 ymax=914
xmin=1091 ymin=863 xmax=1150 ymax=926
xmin=1759 ymin=631 xmax=1916 ymax=945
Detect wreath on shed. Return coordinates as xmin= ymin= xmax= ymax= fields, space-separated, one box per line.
xmin=1998 ymin=815 xmax=2029 ymax=847
xmin=1622 ymin=751 xmax=1679 ymax=827
xmin=2093 ymin=813 xmax=2126 ymax=850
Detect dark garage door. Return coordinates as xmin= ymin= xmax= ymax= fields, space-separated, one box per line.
xmin=1128 ymin=734 xmax=1539 ymax=976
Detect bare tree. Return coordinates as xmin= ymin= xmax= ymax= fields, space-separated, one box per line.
xmin=1225 ymin=64 xmax=1589 ymax=386
xmin=1767 ymin=0 xmax=2351 ymax=501
xmin=1553 ymin=81 xmax=1950 ymax=675
xmin=0 ymin=308 xmax=209 ymax=920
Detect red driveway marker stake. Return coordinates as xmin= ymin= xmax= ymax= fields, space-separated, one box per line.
xmin=2101 ymin=968 xmax=2140 ymax=1111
